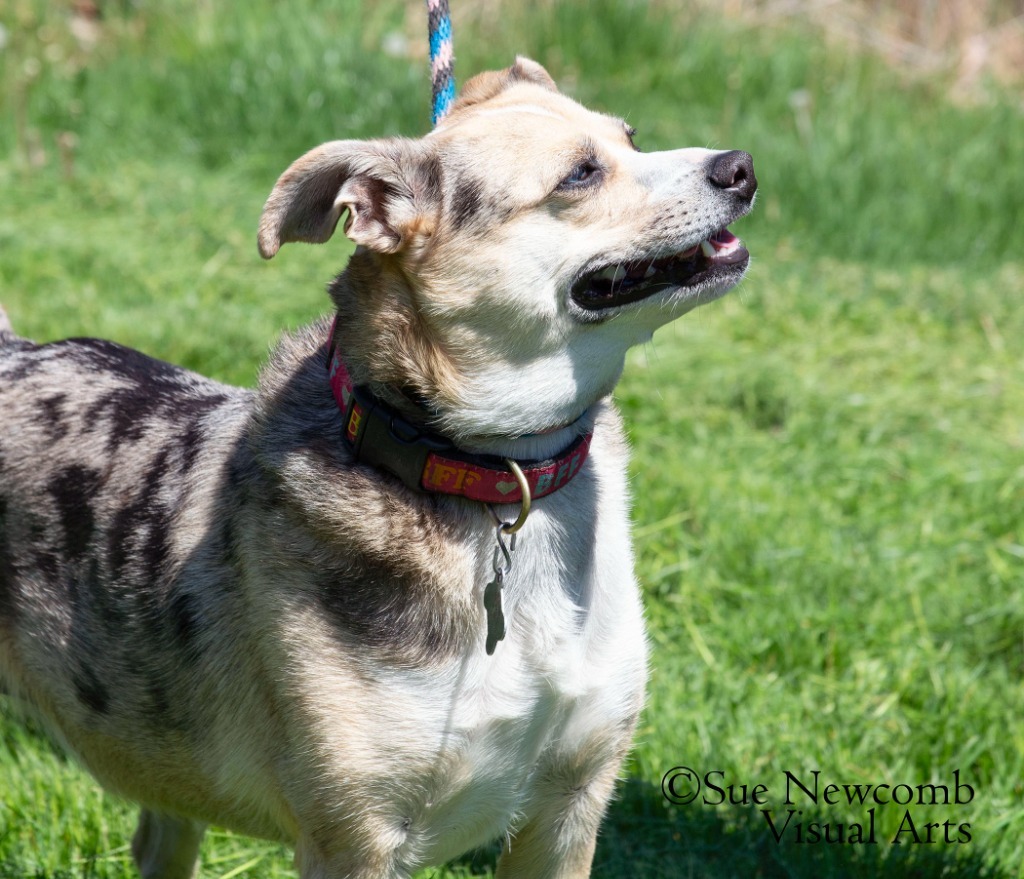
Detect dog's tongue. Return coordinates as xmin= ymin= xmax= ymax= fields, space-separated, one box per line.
xmin=710 ymin=228 xmax=737 ymax=248
xmin=679 ymin=228 xmax=739 ymax=261
xmin=701 ymin=227 xmax=743 ymax=260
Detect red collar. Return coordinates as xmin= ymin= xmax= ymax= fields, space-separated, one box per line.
xmin=326 ymin=320 xmax=591 ymax=504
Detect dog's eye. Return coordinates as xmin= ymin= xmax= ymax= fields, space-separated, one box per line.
xmin=560 ymin=160 xmax=602 ymax=190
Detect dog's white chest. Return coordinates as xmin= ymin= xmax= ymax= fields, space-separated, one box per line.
xmin=369 ymin=497 xmax=647 ymax=866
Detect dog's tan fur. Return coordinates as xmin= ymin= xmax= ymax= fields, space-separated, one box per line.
xmin=0 ymin=59 xmax=755 ymax=877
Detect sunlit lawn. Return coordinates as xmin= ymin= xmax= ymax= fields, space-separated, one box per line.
xmin=1 ymin=1 xmax=1022 ymax=877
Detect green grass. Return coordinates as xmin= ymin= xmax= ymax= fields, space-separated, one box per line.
xmin=2 ymin=1 xmax=1023 ymax=877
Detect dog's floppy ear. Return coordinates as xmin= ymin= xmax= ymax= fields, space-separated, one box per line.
xmin=258 ymin=139 xmax=434 ymax=259
xmin=451 ymin=56 xmax=557 ymax=114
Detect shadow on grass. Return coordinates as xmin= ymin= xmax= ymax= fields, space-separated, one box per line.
xmin=448 ymin=774 xmax=1007 ymax=879
xmin=586 ymin=777 xmax=1009 ymax=879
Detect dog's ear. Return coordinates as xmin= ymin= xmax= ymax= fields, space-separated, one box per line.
xmin=258 ymin=139 xmax=438 ymax=258
xmin=451 ymin=56 xmax=557 ymax=114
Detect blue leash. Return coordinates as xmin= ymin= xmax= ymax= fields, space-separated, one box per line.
xmin=425 ymin=0 xmax=455 ymax=124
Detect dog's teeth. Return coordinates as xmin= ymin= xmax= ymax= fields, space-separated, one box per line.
xmin=644 ymin=265 xmax=657 ymax=279
xmin=700 ymin=240 xmax=717 ymax=259
xmin=612 ymin=266 xmax=628 ymax=282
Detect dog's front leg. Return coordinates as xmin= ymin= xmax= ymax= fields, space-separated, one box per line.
xmin=131 ymin=809 xmax=206 ymax=879
xmin=495 ymin=744 xmax=628 ymax=879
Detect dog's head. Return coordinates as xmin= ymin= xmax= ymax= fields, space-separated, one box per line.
xmin=259 ymin=58 xmax=756 ymax=449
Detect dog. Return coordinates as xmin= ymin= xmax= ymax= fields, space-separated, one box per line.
xmin=0 ymin=58 xmax=755 ymax=878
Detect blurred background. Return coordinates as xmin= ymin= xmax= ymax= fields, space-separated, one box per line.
xmin=1 ymin=1 xmax=1022 ymax=877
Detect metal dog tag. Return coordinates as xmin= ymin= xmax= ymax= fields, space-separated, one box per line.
xmin=483 ymin=524 xmax=517 ymax=655
xmin=483 ymin=570 xmax=506 ymax=655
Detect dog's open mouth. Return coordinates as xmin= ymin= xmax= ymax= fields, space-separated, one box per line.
xmin=571 ymin=228 xmax=749 ymax=311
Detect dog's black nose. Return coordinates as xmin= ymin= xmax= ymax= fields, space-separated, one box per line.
xmin=708 ymin=150 xmax=757 ymax=202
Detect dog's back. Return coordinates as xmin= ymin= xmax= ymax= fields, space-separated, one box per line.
xmin=0 ymin=320 xmax=273 ymax=828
